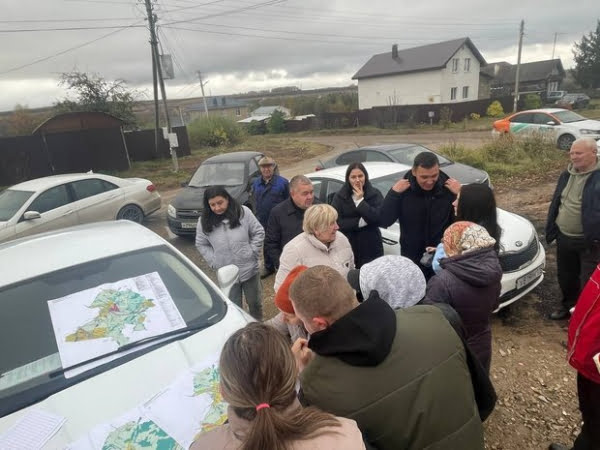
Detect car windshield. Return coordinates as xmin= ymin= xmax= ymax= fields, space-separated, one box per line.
xmin=553 ymin=110 xmax=586 ymax=123
xmin=370 ymin=171 xmax=408 ymax=194
xmin=0 ymin=189 xmax=34 ymax=221
xmin=0 ymin=245 xmax=225 ymax=410
xmin=189 ymin=162 xmax=246 ymax=187
xmin=388 ymin=147 xmax=452 ymax=167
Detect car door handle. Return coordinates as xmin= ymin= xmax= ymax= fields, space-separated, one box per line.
xmin=65 ymin=210 xmax=74 ymax=215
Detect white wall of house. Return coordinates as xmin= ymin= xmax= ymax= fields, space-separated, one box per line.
xmin=357 ymin=70 xmax=442 ymax=109
xmin=439 ymin=45 xmax=481 ymax=103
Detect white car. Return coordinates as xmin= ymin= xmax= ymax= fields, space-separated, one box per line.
xmin=492 ymin=108 xmax=600 ymax=150
xmin=0 ymin=221 xmax=250 ymax=448
xmin=0 ymin=173 xmax=161 ymax=244
xmin=306 ymin=163 xmax=546 ymax=311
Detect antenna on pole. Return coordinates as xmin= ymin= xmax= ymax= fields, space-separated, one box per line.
xmin=552 ymin=32 xmax=558 ymax=59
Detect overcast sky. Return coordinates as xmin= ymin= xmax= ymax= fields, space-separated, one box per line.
xmin=0 ymin=0 xmax=596 ymax=111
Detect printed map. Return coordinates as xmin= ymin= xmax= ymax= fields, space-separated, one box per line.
xmin=192 ymin=365 xmax=228 ymax=433
xmin=101 ymin=418 xmax=182 ymax=450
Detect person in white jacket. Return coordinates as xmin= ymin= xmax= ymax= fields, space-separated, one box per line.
xmin=274 ymin=204 xmax=354 ymax=292
xmin=195 ymin=186 xmax=265 ymax=319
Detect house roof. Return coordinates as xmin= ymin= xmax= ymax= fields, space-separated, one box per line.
xmin=352 ymin=37 xmax=486 ymax=80
xmin=251 ymin=106 xmax=290 ymax=116
xmin=185 ymin=97 xmax=247 ymax=112
xmin=481 ymin=59 xmax=566 ymax=84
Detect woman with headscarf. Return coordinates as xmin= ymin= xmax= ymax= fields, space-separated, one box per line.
xmin=274 ymin=204 xmax=354 ymax=292
xmin=331 ymin=162 xmax=384 ymax=268
xmin=423 ymin=221 xmax=502 ymax=373
xmin=346 ymin=255 xmax=426 ymax=309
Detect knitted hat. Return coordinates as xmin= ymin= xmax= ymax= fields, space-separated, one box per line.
xmin=443 ymin=221 xmax=496 ymax=257
xmin=274 ymin=265 xmax=308 ymax=314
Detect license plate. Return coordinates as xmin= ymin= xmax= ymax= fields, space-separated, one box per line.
xmin=516 ymin=266 xmax=543 ymax=289
xmin=181 ymin=221 xmax=198 ymax=229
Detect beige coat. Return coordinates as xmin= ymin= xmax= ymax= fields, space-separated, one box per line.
xmin=190 ymin=401 xmax=365 ymax=450
xmin=274 ymin=231 xmax=354 ymax=292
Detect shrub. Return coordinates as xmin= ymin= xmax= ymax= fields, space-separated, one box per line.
xmin=523 ymin=94 xmax=542 ymax=110
xmin=246 ymin=120 xmax=266 ymax=135
xmin=486 ymin=100 xmax=504 ymax=117
xmin=267 ymin=110 xmax=286 ymax=134
xmin=469 ymin=113 xmax=481 ymax=120
xmin=439 ymin=107 xmax=453 ymax=128
xmin=187 ymin=116 xmax=245 ymax=148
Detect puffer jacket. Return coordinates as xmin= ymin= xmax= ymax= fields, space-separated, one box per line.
xmin=300 ymin=296 xmax=485 ymax=450
xmin=195 ymin=206 xmax=264 ymax=282
xmin=332 ymin=183 xmax=384 ymax=268
xmin=274 ymin=232 xmax=354 ymax=292
xmin=423 ymin=247 xmax=502 ymax=372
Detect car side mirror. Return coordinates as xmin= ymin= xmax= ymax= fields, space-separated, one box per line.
xmin=23 ymin=211 xmax=41 ymax=220
xmin=217 ymin=264 xmax=239 ymax=299
xmin=180 ymin=181 xmax=188 ymax=188
xmin=546 ymin=121 xmax=556 ymax=126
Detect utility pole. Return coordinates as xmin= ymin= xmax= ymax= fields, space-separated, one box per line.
xmin=197 ymin=71 xmax=210 ymax=118
xmin=551 ymin=32 xmax=558 ymax=59
xmin=144 ymin=0 xmax=160 ymax=157
xmin=143 ymin=0 xmax=177 ymax=172
xmin=513 ymin=19 xmax=524 ymax=113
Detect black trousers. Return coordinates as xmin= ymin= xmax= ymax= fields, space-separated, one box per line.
xmin=573 ymin=373 xmax=600 ymax=450
xmin=556 ymin=232 xmax=600 ymax=309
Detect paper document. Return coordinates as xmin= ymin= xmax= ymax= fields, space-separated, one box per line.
xmin=48 ymin=272 xmax=186 ymax=374
xmin=0 ymin=409 xmax=65 ymax=449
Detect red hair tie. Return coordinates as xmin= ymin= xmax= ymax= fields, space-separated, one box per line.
xmin=255 ymin=403 xmax=270 ymax=411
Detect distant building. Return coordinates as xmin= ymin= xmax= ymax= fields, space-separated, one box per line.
xmin=352 ymin=38 xmax=487 ymax=109
xmin=184 ymin=96 xmax=249 ymax=123
xmin=250 ymin=106 xmax=291 ymax=117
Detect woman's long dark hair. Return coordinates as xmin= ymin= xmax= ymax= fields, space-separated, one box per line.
xmin=343 ymin=162 xmax=371 ymax=194
xmin=220 ymin=323 xmax=341 ymax=450
xmin=201 ymin=186 xmax=242 ymax=233
xmin=456 ymin=183 xmax=502 ymax=251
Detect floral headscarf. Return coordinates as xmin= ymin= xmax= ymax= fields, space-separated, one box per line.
xmin=442 ymin=221 xmax=496 ymax=257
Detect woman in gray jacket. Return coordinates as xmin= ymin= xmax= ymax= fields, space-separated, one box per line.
xmin=195 ymin=186 xmax=265 ymax=319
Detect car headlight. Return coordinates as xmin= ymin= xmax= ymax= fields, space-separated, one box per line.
xmin=580 ymin=129 xmax=600 ymax=135
xmin=167 ymin=204 xmax=177 ymax=218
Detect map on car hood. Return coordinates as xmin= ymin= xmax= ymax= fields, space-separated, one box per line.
xmin=48 ymin=272 xmax=186 ymax=374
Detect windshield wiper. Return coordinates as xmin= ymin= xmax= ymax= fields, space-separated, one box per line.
xmin=48 ymin=315 xmax=221 ymax=378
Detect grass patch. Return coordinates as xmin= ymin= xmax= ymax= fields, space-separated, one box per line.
xmin=438 ymin=134 xmax=568 ymax=182
xmin=106 ymin=135 xmax=331 ymax=191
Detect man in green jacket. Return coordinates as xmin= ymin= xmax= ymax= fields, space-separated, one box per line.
xmin=290 ymin=265 xmax=486 ymax=450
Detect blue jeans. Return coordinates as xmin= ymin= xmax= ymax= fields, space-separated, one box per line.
xmin=229 ymin=273 xmax=262 ymax=320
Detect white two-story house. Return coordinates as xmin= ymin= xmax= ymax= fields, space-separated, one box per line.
xmin=352 ymin=38 xmax=487 ymax=109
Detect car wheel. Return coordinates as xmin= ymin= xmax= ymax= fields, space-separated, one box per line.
xmin=117 ymin=204 xmax=144 ymax=223
xmin=557 ymin=134 xmax=575 ymax=151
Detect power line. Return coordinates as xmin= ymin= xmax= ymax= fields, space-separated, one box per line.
xmin=0 ymin=24 xmax=145 ymax=32
xmin=162 ymin=0 xmax=288 ymax=25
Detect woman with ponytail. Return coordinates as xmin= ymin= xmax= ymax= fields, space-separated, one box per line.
xmin=190 ymin=322 xmax=365 ymax=450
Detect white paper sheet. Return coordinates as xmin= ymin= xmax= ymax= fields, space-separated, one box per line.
xmin=48 ymin=272 xmax=186 ymax=375
xmin=0 ymin=409 xmax=65 ymax=450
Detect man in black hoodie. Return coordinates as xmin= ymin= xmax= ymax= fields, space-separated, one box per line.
xmin=379 ymin=151 xmax=461 ymax=278
xmin=289 ymin=265 xmax=488 ymax=450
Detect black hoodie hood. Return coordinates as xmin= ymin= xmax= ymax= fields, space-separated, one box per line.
xmin=308 ymin=292 xmax=397 ymax=367
xmin=442 ymin=247 xmax=503 ymax=287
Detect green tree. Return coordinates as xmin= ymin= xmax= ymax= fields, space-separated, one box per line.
xmin=54 ymin=71 xmax=138 ymax=128
xmin=523 ymin=94 xmax=542 ymax=110
xmin=573 ymin=19 xmax=600 ymax=89
xmin=267 ymin=110 xmax=286 ymax=133
xmin=486 ymin=100 xmax=505 ymax=117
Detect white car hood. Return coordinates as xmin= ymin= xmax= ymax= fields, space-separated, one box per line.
xmin=0 ymin=302 xmax=251 ymax=448
xmin=497 ymin=208 xmax=536 ymax=253
xmin=565 ymin=119 xmax=600 ymax=131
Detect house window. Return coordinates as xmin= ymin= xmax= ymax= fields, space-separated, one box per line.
xmin=235 ymin=108 xmax=241 ymax=116
xmin=462 ymin=86 xmax=469 ymax=99
xmin=452 ymin=58 xmax=459 ymax=72
xmin=464 ymin=58 xmax=471 ymax=72
xmin=450 ymin=87 xmax=457 ymax=100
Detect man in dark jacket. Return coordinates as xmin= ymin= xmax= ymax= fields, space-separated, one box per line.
xmin=545 ymin=138 xmax=600 ymax=320
xmin=379 ymin=151 xmax=461 ymax=278
xmin=290 ymin=265 xmax=489 ymax=450
xmin=252 ymin=156 xmax=289 ymax=277
xmin=264 ymin=175 xmax=316 ymax=273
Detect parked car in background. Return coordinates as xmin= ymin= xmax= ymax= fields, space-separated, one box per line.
xmin=306 ymin=163 xmax=546 ymax=310
xmin=167 ymin=151 xmax=264 ymax=236
xmin=492 ymin=108 xmax=600 ymax=150
xmin=0 ymin=221 xmax=249 ymax=447
xmin=315 ymin=143 xmax=491 ymax=187
xmin=0 ymin=173 xmax=160 ymax=244
xmin=556 ymin=93 xmax=591 ymax=110
xmin=545 ymin=90 xmax=567 ymax=103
